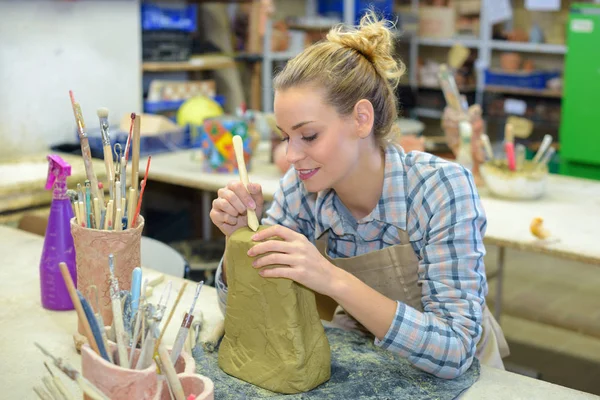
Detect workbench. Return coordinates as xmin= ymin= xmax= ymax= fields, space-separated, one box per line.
xmin=143 ymin=145 xmax=600 ymax=321
xmin=0 ymin=225 xmax=597 ymax=399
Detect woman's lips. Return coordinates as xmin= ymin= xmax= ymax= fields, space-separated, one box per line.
xmin=297 ymin=168 xmax=320 ymax=180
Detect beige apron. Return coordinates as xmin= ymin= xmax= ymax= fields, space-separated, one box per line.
xmin=313 ymin=229 xmax=509 ymax=369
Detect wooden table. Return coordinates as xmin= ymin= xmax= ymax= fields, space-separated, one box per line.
xmin=0 ymin=225 xmax=597 ymax=399
xmin=0 ymin=152 xmax=106 ymax=223
xmin=143 ymin=146 xmax=600 ymax=321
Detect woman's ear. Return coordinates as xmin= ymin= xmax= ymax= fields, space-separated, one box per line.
xmin=354 ymin=99 xmax=375 ymax=139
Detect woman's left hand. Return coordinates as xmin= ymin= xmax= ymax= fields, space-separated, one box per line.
xmin=248 ymin=224 xmax=337 ymax=296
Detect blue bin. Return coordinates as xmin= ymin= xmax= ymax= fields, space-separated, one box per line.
xmin=318 ymin=0 xmax=394 ymax=24
xmin=141 ymin=3 xmax=197 ymax=32
xmin=484 ymin=70 xmax=561 ymax=90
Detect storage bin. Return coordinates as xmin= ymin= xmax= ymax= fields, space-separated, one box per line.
xmin=317 ymin=0 xmax=394 ymax=24
xmin=141 ymin=4 xmax=197 ymax=32
xmin=484 ymin=70 xmax=561 ymax=90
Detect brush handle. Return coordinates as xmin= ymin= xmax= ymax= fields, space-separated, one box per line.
xmin=76 ymin=376 xmax=110 ymax=400
xmin=79 ymin=137 xmax=105 ymax=214
xmin=42 ymin=376 xmax=63 ymax=400
xmin=232 ymin=135 xmax=259 ymax=231
xmin=136 ymin=329 xmax=156 ymax=370
xmin=110 ymin=295 xmax=129 ymax=367
xmin=102 ymin=144 xmax=115 ymax=183
xmin=78 ymin=292 xmax=110 ymax=362
xmin=127 ymin=187 xmax=136 ymax=230
xmin=33 ymin=385 xmax=52 ymax=400
xmin=53 ymin=376 xmax=75 ymax=400
xmin=158 ymin=345 xmax=186 ymax=400
xmin=131 ymin=115 xmax=141 ymax=201
xmin=59 ymin=263 xmax=101 ymax=355
xmin=505 ymin=142 xmax=516 ymax=171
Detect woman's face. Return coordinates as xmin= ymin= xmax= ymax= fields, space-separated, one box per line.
xmin=274 ymin=85 xmax=363 ymax=193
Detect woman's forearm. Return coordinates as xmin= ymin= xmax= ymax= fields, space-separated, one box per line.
xmin=327 ymin=266 xmax=397 ymax=340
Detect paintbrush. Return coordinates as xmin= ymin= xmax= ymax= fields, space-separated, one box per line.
xmin=170 ymin=281 xmax=204 ymax=364
xmin=232 ymin=135 xmax=259 ymax=231
xmin=131 ymin=114 xmax=141 ymax=202
xmin=42 ymin=375 xmax=64 ymax=400
xmin=86 ymin=286 xmax=113 ymax=363
xmin=132 ymin=156 xmax=151 ymax=228
xmin=108 ymin=254 xmax=129 ymax=367
xmin=33 ymin=385 xmax=52 ymax=400
xmin=156 ymin=345 xmax=186 ymax=400
xmin=35 ymin=343 xmax=110 ymax=400
xmin=69 ymin=90 xmax=104 ymax=214
xmin=97 ymin=108 xmax=114 ymax=197
xmin=77 ymin=291 xmax=110 ymax=362
xmin=44 ymin=362 xmax=75 ymax=400
xmin=59 ymin=263 xmax=100 ymax=355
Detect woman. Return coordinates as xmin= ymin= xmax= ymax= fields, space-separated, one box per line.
xmin=210 ymin=12 xmax=508 ymax=379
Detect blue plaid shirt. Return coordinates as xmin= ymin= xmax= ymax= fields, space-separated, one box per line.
xmin=216 ymin=144 xmax=488 ymax=379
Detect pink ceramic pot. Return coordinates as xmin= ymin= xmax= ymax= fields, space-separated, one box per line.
xmin=81 ymin=341 xmax=198 ymax=400
xmin=155 ymin=373 xmax=215 ymax=400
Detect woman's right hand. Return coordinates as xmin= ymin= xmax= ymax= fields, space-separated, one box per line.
xmin=210 ymin=181 xmax=265 ymax=237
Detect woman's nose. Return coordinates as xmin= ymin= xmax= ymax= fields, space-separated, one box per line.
xmin=285 ymin=139 xmax=306 ymax=164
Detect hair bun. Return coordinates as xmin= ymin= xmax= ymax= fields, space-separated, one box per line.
xmin=326 ymin=11 xmax=405 ymax=88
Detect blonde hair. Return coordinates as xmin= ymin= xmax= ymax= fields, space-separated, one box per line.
xmin=273 ymin=11 xmax=405 ymax=144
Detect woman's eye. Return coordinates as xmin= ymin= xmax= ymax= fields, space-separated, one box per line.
xmin=302 ymin=133 xmax=318 ymax=142
xmin=280 ymin=136 xmax=289 ymax=142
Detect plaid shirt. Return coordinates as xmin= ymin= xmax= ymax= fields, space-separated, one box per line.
xmin=216 ymin=144 xmax=488 ymax=379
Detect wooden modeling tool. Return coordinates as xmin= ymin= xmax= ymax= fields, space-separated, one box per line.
xmin=127 ymin=187 xmax=136 ymax=229
xmin=59 ymin=263 xmax=100 ymax=355
xmin=44 ymin=362 xmax=75 ymax=400
xmin=108 ymin=255 xmax=129 ymax=367
xmin=35 ymin=343 xmax=110 ymax=400
xmin=203 ymin=320 xmax=225 ymax=353
xmin=437 ymin=64 xmax=465 ymax=113
xmin=480 ymin=134 xmax=494 ymax=160
xmin=131 ymin=114 xmax=141 ymax=201
xmin=156 ymin=345 xmax=186 ymax=400
xmin=104 ymin=200 xmax=113 ymax=230
xmin=232 ymin=135 xmax=259 ymax=231
xmin=33 ymin=385 xmax=52 ymax=400
xmin=42 ymin=376 xmax=63 ymax=400
xmin=69 ymin=91 xmax=104 ymax=213
xmin=533 ymin=134 xmax=553 ymax=163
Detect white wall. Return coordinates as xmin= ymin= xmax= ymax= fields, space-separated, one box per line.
xmin=0 ymin=0 xmax=142 ymax=158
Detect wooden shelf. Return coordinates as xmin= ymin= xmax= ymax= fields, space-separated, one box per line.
xmin=485 ymin=85 xmax=562 ymax=99
xmin=143 ymin=55 xmax=236 ymax=72
xmin=490 ymin=41 xmax=566 ymax=55
xmin=418 ymin=84 xmax=477 ymax=92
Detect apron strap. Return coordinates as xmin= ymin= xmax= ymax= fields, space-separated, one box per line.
xmin=314 ymin=230 xmax=338 ymax=321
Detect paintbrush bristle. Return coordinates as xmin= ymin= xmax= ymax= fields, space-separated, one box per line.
xmin=96 ymin=107 xmax=109 ymax=118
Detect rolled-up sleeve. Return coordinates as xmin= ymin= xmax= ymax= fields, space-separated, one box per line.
xmin=375 ymin=163 xmax=487 ymax=379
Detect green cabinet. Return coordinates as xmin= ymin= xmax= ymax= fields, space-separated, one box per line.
xmin=559 ymin=4 xmax=600 ymax=180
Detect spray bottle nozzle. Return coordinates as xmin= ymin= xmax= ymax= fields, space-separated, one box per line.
xmin=45 ymin=155 xmax=72 ymax=190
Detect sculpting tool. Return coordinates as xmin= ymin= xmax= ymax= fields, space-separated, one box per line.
xmin=232 ymin=135 xmax=259 ymax=231
xmin=42 ymin=375 xmax=63 ymax=400
xmin=533 ymin=134 xmax=553 ymax=163
xmin=77 ymin=291 xmax=110 ymax=362
xmin=86 ymin=286 xmax=112 ymax=363
xmin=515 ymin=144 xmax=526 ymax=171
xmin=154 ymin=282 xmax=188 ymax=355
xmin=156 ymin=345 xmax=186 ymax=400
xmin=108 ymin=254 xmax=129 ymax=367
xmin=131 ymin=267 xmax=142 ymax=317
xmin=44 ymin=362 xmax=74 ymax=400
xmin=69 ymin=91 xmax=104 ymax=213
xmin=77 ymin=201 xmax=86 ymax=227
xmin=114 ymin=207 xmax=122 ymax=232
xmin=92 ymin=197 xmax=100 ymax=230
xmin=132 ymin=156 xmax=151 ymax=228
xmin=131 ymin=114 xmax=141 ymax=202
xmin=170 ymin=281 xmax=204 ymax=364
xmin=97 ymin=108 xmax=114 ymax=198
xmin=539 ymin=147 xmax=556 ymax=168
xmin=135 ymin=304 xmax=158 ymax=370
xmin=504 ymin=123 xmax=516 ymax=171
xmin=203 ymin=320 xmax=225 ymax=353
xmin=33 ymin=385 xmax=52 ymax=400
xmin=34 ymin=343 xmax=110 ymax=400
xmin=59 ymin=263 xmax=100 ymax=355
xmin=192 ymin=312 xmax=205 ymax=345
xmin=121 ymin=156 xmax=127 ymax=201
xmin=128 ymin=306 xmax=144 ymax=368
xmin=437 ymin=64 xmax=467 ymax=114
xmin=481 ymin=133 xmax=494 ymax=160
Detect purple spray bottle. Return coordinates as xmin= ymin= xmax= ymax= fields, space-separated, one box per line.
xmin=40 ymin=154 xmax=77 ymax=310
